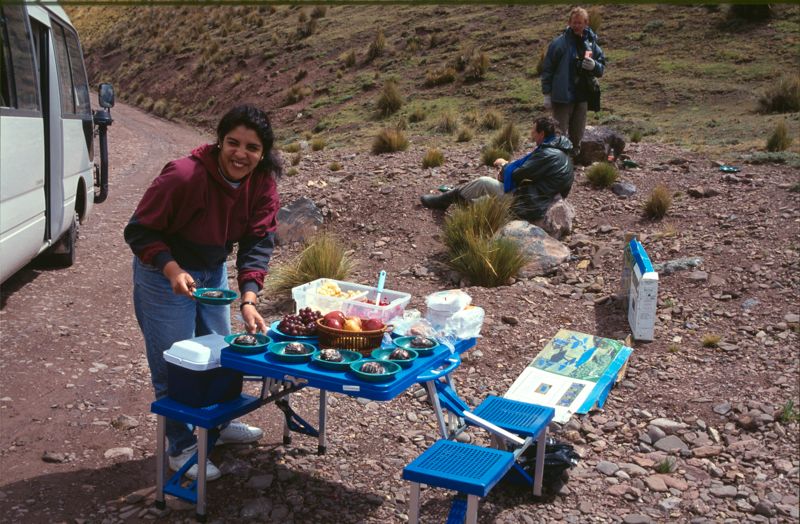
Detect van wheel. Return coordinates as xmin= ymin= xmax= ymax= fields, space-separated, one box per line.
xmin=40 ymin=212 xmax=79 ymax=268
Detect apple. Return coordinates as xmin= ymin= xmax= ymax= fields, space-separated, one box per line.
xmin=343 ymin=317 xmax=362 ymax=332
xmin=324 ymin=311 xmax=345 ymax=324
xmin=324 ymin=318 xmax=343 ymax=330
xmin=362 ymin=318 xmax=384 ymax=331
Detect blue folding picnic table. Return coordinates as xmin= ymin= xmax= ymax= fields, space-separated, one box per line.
xmin=152 ymin=334 xmax=476 ymax=521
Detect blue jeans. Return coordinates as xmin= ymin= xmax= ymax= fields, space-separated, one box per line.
xmin=132 ymin=257 xmax=231 ymax=456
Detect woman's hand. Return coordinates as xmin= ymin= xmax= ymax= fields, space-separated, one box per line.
xmin=163 ymin=261 xmax=195 ymax=297
xmin=241 ymin=303 xmax=267 ymax=334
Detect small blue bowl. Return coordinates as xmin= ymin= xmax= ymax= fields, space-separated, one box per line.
xmin=224 ymin=333 xmax=271 ymax=354
xmin=193 ymin=288 xmax=238 ymax=305
xmin=371 ymin=347 xmax=418 ymax=368
xmin=311 ymin=349 xmax=363 ymax=371
xmin=268 ymin=341 xmax=317 ymax=363
xmin=393 ymin=336 xmax=439 ymax=356
xmin=349 ymin=359 xmax=401 ymax=383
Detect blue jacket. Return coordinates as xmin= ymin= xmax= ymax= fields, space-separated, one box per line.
xmin=541 ymin=27 xmax=605 ymax=104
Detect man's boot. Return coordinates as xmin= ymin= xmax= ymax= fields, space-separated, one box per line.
xmin=420 ymin=189 xmax=462 ymax=210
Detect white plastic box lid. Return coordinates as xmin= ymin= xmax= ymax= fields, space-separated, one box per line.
xmin=163 ymin=334 xmax=228 ymax=371
xmin=426 ymin=289 xmax=472 ymax=313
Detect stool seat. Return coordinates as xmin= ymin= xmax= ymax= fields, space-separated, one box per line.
xmin=403 ymin=440 xmax=515 ymax=498
xmin=472 ymin=395 xmax=554 ymax=438
xmin=151 ymin=394 xmax=262 ymax=429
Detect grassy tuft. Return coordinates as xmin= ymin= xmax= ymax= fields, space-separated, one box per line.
xmin=290 ymin=153 xmax=302 ymax=166
xmin=492 ymin=122 xmax=522 ymax=153
xmin=654 ymin=458 xmax=675 ymax=474
xmin=311 ymin=137 xmax=326 ymax=151
xmin=443 ymin=196 xmax=527 ymax=287
xmin=456 ymin=126 xmax=474 ymax=143
xmin=748 ymin=151 xmax=800 ymax=168
xmin=408 ymin=106 xmax=427 ymax=123
xmin=701 ymin=333 xmax=721 ymax=348
xmin=310 ymin=5 xmax=326 ymax=18
xmin=643 ymin=184 xmax=672 ymax=219
xmin=365 ymin=29 xmax=386 ymax=63
xmin=434 ymin=111 xmax=458 ymax=134
xmin=585 ymin=162 xmax=619 ymax=188
xmin=779 ymin=399 xmax=800 ymax=424
xmin=286 ymin=167 xmax=298 ymax=176
xmin=284 ymin=142 xmax=302 ymax=153
xmin=535 ymin=48 xmax=547 ymax=76
xmin=328 ymin=161 xmax=343 ymax=171
xmin=588 ymin=6 xmax=603 ymax=32
xmin=265 ymin=233 xmax=354 ymax=296
xmin=424 ymin=66 xmax=457 ymax=87
xmin=757 ymin=75 xmax=800 ymax=114
xmin=422 ymin=148 xmax=445 ymax=168
xmin=481 ymin=110 xmax=504 ymax=130
xmin=376 ymin=80 xmax=404 ymax=118
xmin=462 ymin=110 xmax=480 ymax=128
xmin=630 ymin=129 xmax=643 ymax=143
xmin=340 ymin=49 xmax=356 ymax=68
xmin=481 ymin=146 xmax=510 ymax=167
xmin=766 ymin=120 xmax=792 ymax=152
xmin=372 ymin=127 xmax=409 ymax=154
xmin=284 ymin=85 xmax=312 ymax=106
xmin=464 ymin=51 xmax=489 ymax=81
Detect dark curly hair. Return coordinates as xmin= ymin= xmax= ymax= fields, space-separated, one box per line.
xmin=216 ymin=105 xmax=283 ymax=176
xmin=534 ymin=115 xmax=561 ymax=138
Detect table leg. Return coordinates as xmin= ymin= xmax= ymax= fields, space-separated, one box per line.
xmin=465 ymin=495 xmax=479 ymax=524
xmin=408 ymin=482 xmax=420 ymax=524
xmin=155 ymin=415 xmax=166 ymax=510
xmin=425 ymin=381 xmax=448 ymax=439
xmin=533 ymin=427 xmax=547 ymax=497
xmin=282 ymin=394 xmax=292 ymax=445
xmin=318 ymin=389 xmax=327 ymax=454
xmin=196 ymin=427 xmax=208 ymax=522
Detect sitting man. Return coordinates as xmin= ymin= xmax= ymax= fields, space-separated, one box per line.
xmin=420 ymin=116 xmax=574 ymax=222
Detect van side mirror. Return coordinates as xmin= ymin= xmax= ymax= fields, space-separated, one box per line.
xmin=98 ymin=83 xmax=115 ymax=109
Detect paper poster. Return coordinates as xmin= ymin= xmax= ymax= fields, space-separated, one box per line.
xmin=505 ymin=329 xmax=633 ymax=423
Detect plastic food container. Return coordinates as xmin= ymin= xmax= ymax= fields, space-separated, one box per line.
xmin=292 ymin=278 xmax=411 ymax=324
xmin=163 ymin=334 xmax=243 ymax=407
xmin=425 ymin=289 xmax=472 ymax=330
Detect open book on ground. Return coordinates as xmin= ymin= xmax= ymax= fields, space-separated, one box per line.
xmin=504 ymin=329 xmax=633 ymax=423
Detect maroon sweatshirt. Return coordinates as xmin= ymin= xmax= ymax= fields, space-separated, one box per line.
xmin=124 ymin=144 xmax=280 ymax=294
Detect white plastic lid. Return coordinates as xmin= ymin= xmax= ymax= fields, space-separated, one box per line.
xmin=425 ymin=289 xmax=472 ymax=312
xmin=163 ymin=334 xmax=228 ymax=371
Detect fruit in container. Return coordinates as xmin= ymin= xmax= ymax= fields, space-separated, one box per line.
xmin=359 ymin=296 xmax=390 ymax=306
xmin=317 ymin=281 xmax=362 ymax=299
xmin=323 ymin=311 xmax=346 ymax=324
xmin=343 ymin=317 xmax=362 ymax=332
xmin=362 ymin=318 xmax=384 ymax=331
xmin=324 ymin=318 xmax=343 ymax=330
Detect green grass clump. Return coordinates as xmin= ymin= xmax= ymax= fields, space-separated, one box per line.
xmin=585 ymin=162 xmax=619 ymax=188
xmin=701 ymin=333 xmax=721 ymax=348
xmin=748 ymin=151 xmax=800 ymax=168
xmin=311 ymin=137 xmax=326 ymax=151
xmin=286 ymin=167 xmax=298 ymax=176
xmin=284 ymin=85 xmax=312 ymax=106
xmin=424 ymin=66 xmax=456 ymax=87
xmin=371 ymin=128 xmax=409 ymax=154
xmin=766 ymin=120 xmax=792 ymax=152
xmin=630 ymin=129 xmax=643 ymax=143
xmin=422 ymin=148 xmax=444 ymax=168
xmin=408 ymin=106 xmax=427 ymax=123
xmin=481 ymin=146 xmax=509 ymax=167
xmin=758 ymin=75 xmax=800 ymax=114
xmin=339 ymin=49 xmax=356 ymax=68
xmin=464 ymin=51 xmax=489 ymax=81
xmin=492 ymin=122 xmax=522 ymax=154
xmin=456 ymin=127 xmax=474 ymax=142
xmin=643 ymin=184 xmax=672 ymax=219
xmin=365 ymin=29 xmax=386 ymax=63
xmin=654 ymin=458 xmax=675 ymax=474
xmin=481 ymin=110 xmax=503 ymax=130
xmin=462 ymin=110 xmax=480 ymax=128
xmin=265 ymin=233 xmax=354 ymax=296
xmin=779 ymin=399 xmax=800 ymax=424
xmin=443 ymin=196 xmax=527 ymax=287
xmin=328 ymin=161 xmax=343 ymax=171
xmin=290 ymin=153 xmax=301 ymax=166
xmin=152 ymin=98 xmax=168 ymax=117
xmin=284 ymin=142 xmax=302 ymax=153
xmin=588 ymin=6 xmax=603 ymax=32
xmin=535 ymin=48 xmax=547 ymax=76
xmin=434 ymin=111 xmax=458 ymax=134
xmin=376 ymin=80 xmax=403 ymax=118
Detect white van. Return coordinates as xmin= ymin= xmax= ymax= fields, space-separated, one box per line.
xmin=0 ymin=2 xmax=113 ymax=284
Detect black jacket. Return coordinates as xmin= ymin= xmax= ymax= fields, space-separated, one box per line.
xmin=508 ymin=136 xmax=574 ymax=221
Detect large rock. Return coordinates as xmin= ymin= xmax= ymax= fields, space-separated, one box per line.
xmin=275 ymin=196 xmax=323 ymax=245
xmin=576 ymin=126 xmax=626 ymax=166
xmin=499 ymin=221 xmax=570 ymax=276
xmin=541 ymin=195 xmax=575 ymax=240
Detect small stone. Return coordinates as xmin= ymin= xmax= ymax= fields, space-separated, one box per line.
xmin=612 ymin=181 xmax=637 ymax=197
xmin=710 ymin=485 xmax=738 ymax=498
xmin=644 ymin=475 xmax=669 ymax=492
xmin=111 ymin=415 xmax=139 ymax=430
xmin=104 ymin=447 xmax=134 ymax=461
xmin=653 ymin=435 xmax=688 ymax=453
xmin=784 ymin=313 xmax=799 ymax=324
xmin=42 ymin=451 xmax=67 ymax=463
xmin=240 ymin=497 xmax=272 ymax=519
xmin=713 ymin=402 xmax=731 ymax=415
xmin=623 ymin=514 xmax=653 ymax=524
xmin=245 ymin=474 xmax=274 ymax=490
xmin=500 ymin=316 xmax=519 ymax=326
xmin=596 ymin=461 xmax=619 ymax=476
xmin=687 ymin=271 xmax=708 ymax=282
xmin=692 ymin=445 xmax=722 ymax=458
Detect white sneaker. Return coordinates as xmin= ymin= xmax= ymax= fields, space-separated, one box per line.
xmin=168 ymin=444 xmax=221 ymax=481
xmin=216 ymin=421 xmax=263 ymax=446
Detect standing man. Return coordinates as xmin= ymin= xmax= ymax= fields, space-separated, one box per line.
xmin=541 ymin=7 xmax=605 ymax=158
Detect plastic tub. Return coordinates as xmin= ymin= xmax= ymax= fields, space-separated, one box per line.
xmin=292 ymin=278 xmax=410 ymax=323
xmin=163 ymin=334 xmax=243 ymax=407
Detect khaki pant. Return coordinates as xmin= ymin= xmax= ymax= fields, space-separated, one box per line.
xmin=458 ymin=176 xmax=504 ymax=201
xmin=552 ymin=101 xmax=587 ymax=151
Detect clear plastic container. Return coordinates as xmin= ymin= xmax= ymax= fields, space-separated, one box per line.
xmin=292 ymin=278 xmax=411 ymax=324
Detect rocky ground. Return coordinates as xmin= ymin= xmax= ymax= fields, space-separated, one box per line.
xmin=0 ymin=102 xmax=798 ymax=523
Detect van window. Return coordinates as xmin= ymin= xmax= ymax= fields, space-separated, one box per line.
xmin=64 ymin=25 xmax=90 ymax=116
xmin=0 ymin=6 xmax=40 ymax=110
xmin=52 ymin=22 xmax=75 ymax=115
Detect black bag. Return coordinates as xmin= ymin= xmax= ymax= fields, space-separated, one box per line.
xmin=587 ymin=77 xmax=601 ymax=112
xmin=516 ymin=437 xmax=580 ymax=494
